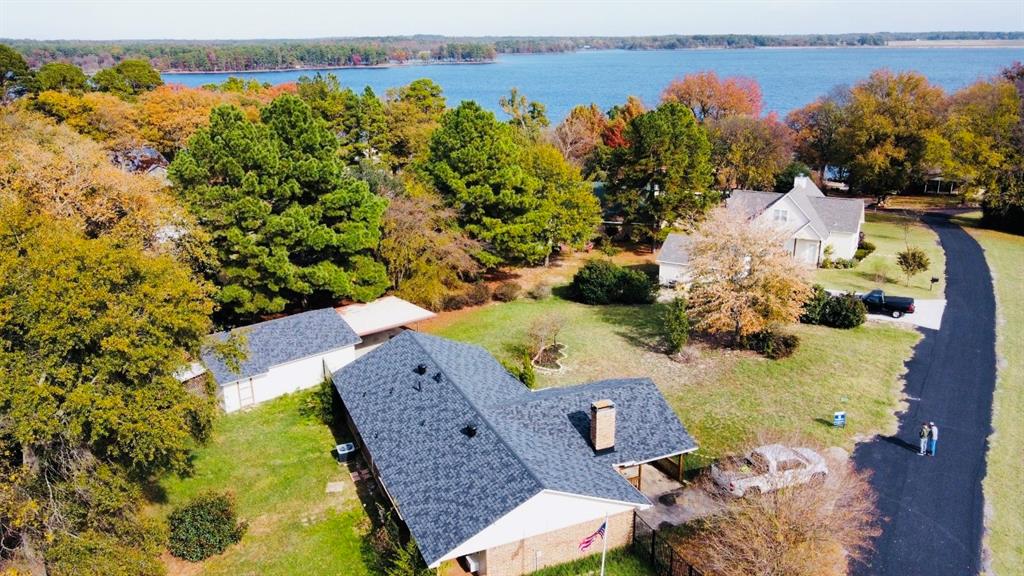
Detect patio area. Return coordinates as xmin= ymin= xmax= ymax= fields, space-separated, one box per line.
xmin=635 ymin=463 xmax=722 ymax=530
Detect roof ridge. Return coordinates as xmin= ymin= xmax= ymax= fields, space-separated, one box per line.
xmin=404 ymin=332 xmax=548 ymax=494
xmin=507 ymin=377 xmax=648 ymax=405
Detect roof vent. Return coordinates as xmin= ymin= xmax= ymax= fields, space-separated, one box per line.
xmin=414 ymin=364 xmax=428 ymax=375
xmin=461 ymin=424 xmax=478 ymax=438
xmin=432 ymin=372 xmax=444 ymax=383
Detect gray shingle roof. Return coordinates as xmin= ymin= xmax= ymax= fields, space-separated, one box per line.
xmin=809 ymin=197 xmax=864 ymax=234
xmin=656 ymin=233 xmax=693 ymax=266
xmin=201 ymin=308 xmax=361 ymax=385
xmin=727 ymin=190 xmax=783 ymax=218
xmin=332 ymin=331 xmax=696 ymax=567
xmin=726 ymin=185 xmax=863 ymax=238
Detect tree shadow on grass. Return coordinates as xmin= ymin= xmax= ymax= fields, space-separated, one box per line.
xmin=596 ymin=303 xmax=669 ymax=354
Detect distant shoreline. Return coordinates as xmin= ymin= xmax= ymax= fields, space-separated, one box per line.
xmin=159 ymin=59 xmax=495 ymax=75
xmin=158 ymin=42 xmax=1024 ymax=75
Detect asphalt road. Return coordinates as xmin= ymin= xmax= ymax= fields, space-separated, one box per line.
xmin=852 ymin=216 xmax=997 ymax=576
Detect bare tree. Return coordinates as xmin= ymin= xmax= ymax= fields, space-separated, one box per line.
xmin=679 ymin=448 xmax=880 ymax=576
xmin=687 ymin=208 xmax=813 ymax=343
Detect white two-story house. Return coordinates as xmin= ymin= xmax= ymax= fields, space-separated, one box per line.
xmin=657 ymin=176 xmax=865 ymax=285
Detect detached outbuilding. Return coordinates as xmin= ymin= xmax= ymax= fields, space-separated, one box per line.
xmin=197 ymin=297 xmax=435 ymax=413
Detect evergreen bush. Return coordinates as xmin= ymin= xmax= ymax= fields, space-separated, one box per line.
xmin=822 ymin=293 xmax=867 ymax=329
xmin=663 ymin=296 xmax=691 ymax=353
xmin=168 ymin=492 xmax=246 ymax=562
xmin=570 ymin=259 xmax=656 ymax=305
xmin=800 ymin=284 xmax=830 ymax=325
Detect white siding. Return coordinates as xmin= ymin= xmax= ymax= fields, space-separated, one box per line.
xmin=220 ymin=346 xmax=355 ymax=413
xmin=433 ymin=491 xmax=642 ymax=567
xmin=754 ymin=195 xmax=809 ymax=236
xmin=658 ymin=263 xmax=688 ymax=286
xmin=824 ymin=232 xmax=858 ymax=260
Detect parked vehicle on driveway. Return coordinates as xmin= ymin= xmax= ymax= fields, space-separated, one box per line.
xmin=711 ymin=444 xmax=829 ymax=497
xmin=861 ymin=289 xmax=916 ymax=318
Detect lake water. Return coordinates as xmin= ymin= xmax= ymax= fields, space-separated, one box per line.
xmin=162 ymin=48 xmax=1023 ymax=120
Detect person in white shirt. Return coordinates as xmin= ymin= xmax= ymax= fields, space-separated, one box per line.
xmin=928 ymin=422 xmax=939 ymax=456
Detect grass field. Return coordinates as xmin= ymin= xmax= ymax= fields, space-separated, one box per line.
xmin=815 ymin=211 xmax=946 ymax=299
xmin=425 ymin=297 xmax=920 ymax=464
xmin=955 ymin=214 xmax=1024 ymax=576
xmin=153 ymin=393 xmax=377 ymax=576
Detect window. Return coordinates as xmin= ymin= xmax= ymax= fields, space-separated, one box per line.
xmin=772 ymin=209 xmax=788 ymax=223
xmin=777 ymin=458 xmax=804 ymax=472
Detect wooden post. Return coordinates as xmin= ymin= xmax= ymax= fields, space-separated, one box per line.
xmin=678 ymin=453 xmax=685 ymax=482
xmin=637 ymin=463 xmax=643 ymax=491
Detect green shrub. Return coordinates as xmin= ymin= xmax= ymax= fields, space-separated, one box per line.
xmin=299 ymin=379 xmax=336 ymax=425
xmin=617 ymin=268 xmax=657 ymax=304
xmin=822 ymin=257 xmax=856 ymax=269
xmin=663 ymin=296 xmax=691 ymax=353
xmin=502 ymin=353 xmax=537 ymax=389
xmin=800 ymin=284 xmax=830 ymax=325
xmin=746 ymin=331 xmax=800 ymax=359
xmin=854 ymin=239 xmax=876 ymax=261
xmin=493 ymin=281 xmax=521 ymax=302
xmin=571 ymin=259 xmax=622 ymax=304
xmin=570 ymin=259 xmax=655 ymax=305
xmin=168 ymin=492 xmax=247 ymax=562
xmin=822 ymin=293 xmax=867 ymax=329
xmin=802 ymin=287 xmax=867 ymax=329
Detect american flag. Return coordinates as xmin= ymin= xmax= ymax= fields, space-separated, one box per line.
xmin=578 ymin=520 xmax=607 ymax=552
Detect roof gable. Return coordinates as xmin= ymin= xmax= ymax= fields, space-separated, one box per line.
xmin=201 ymin=308 xmax=361 ymax=385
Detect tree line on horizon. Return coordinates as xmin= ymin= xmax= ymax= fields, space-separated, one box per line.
xmin=4 ymin=30 xmax=1022 ymax=72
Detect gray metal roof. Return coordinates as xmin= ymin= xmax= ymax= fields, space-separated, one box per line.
xmin=201 ymin=308 xmax=361 ymax=385
xmin=332 ymin=331 xmax=696 ymax=567
xmin=656 ymin=233 xmax=693 ymax=266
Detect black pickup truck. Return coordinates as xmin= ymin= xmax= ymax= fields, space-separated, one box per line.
xmin=861 ymin=290 xmax=915 ymax=318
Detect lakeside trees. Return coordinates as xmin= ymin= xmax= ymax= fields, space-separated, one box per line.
xmin=604 ymin=102 xmax=714 ymax=239
xmin=422 ymin=101 xmax=600 ymax=266
xmin=169 ymin=96 xmax=388 ymax=320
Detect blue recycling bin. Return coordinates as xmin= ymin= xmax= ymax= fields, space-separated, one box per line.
xmin=833 ymin=411 xmax=847 ymax=428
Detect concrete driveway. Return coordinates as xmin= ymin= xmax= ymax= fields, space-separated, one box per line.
xmin=825 ymin=289 xmax=946 ymax=330
xmin=868 ymin=298 xmax=946 ymax=330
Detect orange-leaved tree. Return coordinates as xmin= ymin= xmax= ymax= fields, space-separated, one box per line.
xmin=661 ymin=71 xmax=762 ymax=122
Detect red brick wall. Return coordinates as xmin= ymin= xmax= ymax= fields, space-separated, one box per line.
xmin=482 ymin=511 xmax=634 ymax=576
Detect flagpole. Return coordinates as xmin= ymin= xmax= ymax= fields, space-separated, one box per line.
xmin=599 ymin=512 xmax=609 ymax=576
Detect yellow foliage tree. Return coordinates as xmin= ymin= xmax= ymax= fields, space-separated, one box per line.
xmin=686 ymin=207 xmax=813 ymax=342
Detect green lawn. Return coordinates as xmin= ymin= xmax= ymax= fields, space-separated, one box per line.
xmin=958 ymin=214 xmax=1024 ymax=576
xmin=815 ymin=211 xmax=946 ymax=300
xmin=428 ymin=297 xmax=920 ymax=465
xmin=153 ymin=393 xmax=377 ymax=576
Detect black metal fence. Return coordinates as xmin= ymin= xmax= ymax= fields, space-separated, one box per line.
xmin=631 ymin=514 xmax=704 ymax=576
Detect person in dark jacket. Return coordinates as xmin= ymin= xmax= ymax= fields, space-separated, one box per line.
xmin=918 ymin=422 xmax=930 ymax=456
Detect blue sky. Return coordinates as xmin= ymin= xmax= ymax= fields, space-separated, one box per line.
xmin=2 ymin=0 xmax=1022 ymax=40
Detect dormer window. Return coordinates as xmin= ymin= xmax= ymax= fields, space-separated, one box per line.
xmin=772 ymin=209 xmax=788 ymax=223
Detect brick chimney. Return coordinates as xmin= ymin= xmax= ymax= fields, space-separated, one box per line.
xmin=590 ymin=399 xmax=616 ymax=452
